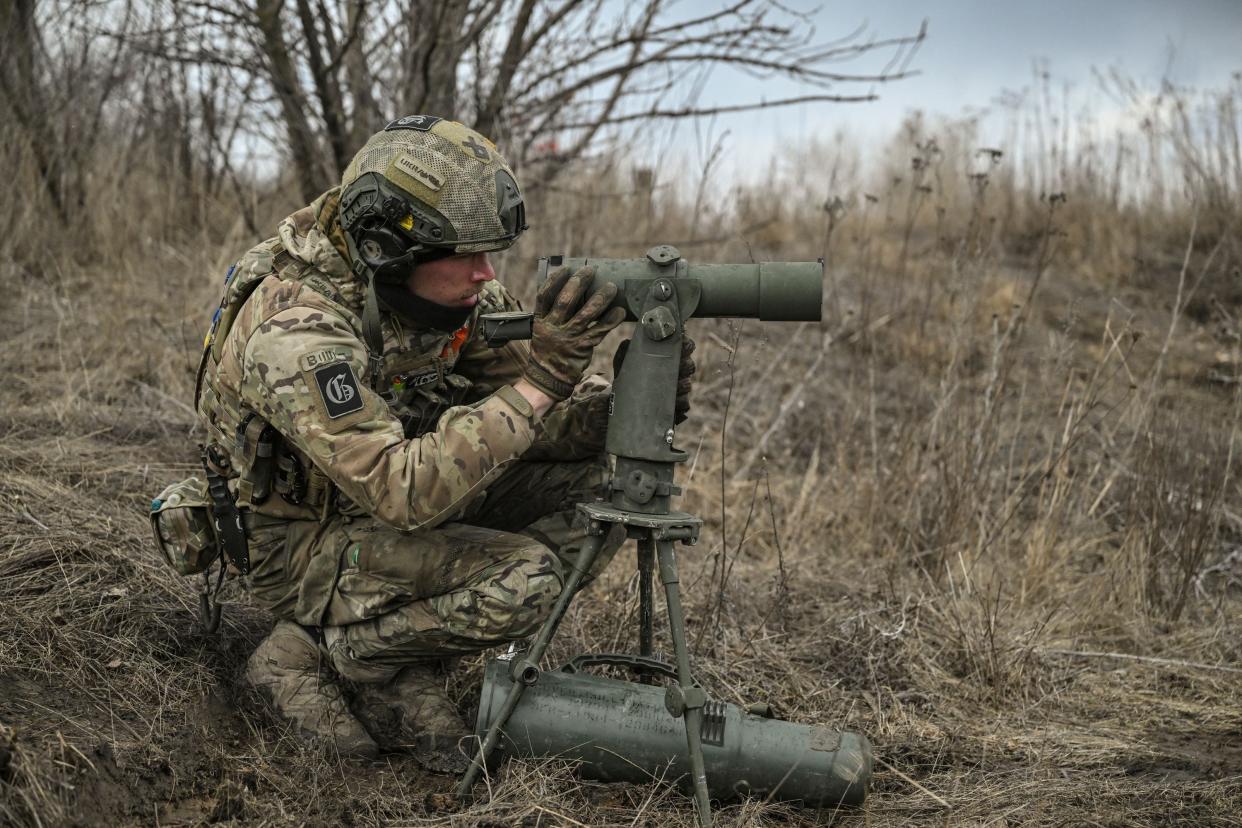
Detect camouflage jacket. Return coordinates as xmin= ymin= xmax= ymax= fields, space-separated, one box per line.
xmin=196 ymin=188 xmax=609 ymax=531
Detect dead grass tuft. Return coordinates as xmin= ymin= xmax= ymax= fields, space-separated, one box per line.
xmin=3 ymin=74 xmax=1241 ymax=826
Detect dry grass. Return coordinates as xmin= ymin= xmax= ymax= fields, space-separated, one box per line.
xmin=2 ymin=77 xmax=1241 ymax=827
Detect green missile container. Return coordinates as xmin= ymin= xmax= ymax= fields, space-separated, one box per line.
xmin=475 ymin=656 xmax=871 ymax=808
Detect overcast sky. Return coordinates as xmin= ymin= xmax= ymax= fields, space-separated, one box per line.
xmin=669 ymin=0 xmax=1242 ymax=179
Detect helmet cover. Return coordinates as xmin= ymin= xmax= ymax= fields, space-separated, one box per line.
xmin=339 ymin=116 xmax=526 ymax=280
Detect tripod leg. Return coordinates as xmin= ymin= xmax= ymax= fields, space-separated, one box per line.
xmin=656 ymin=540 xmax=713 ymax=828
xmin=456 ymin=529 xmax=607 ymax=799
xmin=637 ymin=538 xmax=655 ymax=659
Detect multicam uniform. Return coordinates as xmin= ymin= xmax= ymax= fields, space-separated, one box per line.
xmin=194 ymin=187 xmax=620 ymax=677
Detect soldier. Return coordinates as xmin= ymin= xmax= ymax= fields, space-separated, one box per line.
xmin=176 ymin=116 xmax=694 ymax=769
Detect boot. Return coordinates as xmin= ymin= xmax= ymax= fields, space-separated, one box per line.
xmin=352 ymin=661 xmax=471 ymax=773
xmin=244 ymin=621 xmax=378 ymax=759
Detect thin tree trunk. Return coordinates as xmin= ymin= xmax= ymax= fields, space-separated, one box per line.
xmin=294 ymin=0 xmax=349 ymax=176
xmin=255 ymin=0 xmax=330 ymax=200
xmin=401 ymin=0 xmax=470 ymax=118
xmin=474 ymin=0 xmax=537 ymax=139
xmin=344 ymin=0 xmax=380 ymax=149
xmin=0 ymin=0 xmax=69 ymax=222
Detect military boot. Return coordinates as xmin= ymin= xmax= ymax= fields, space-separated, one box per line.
xmin=351 ymin=661 xmax=471 ymax=773
xmin=244 ymin=621 xmax=379 ymax=759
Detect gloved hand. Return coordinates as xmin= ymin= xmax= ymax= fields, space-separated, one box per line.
xmin=674 ymin=334 xmax=696 ymax=424
xmin=524 ymin=265 xmax=626 ymax=400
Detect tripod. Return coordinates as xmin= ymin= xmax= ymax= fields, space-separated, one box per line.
xmin=458 ymin=245 xmax=822 ymax=825
xmin=455 ymin=501 xmax=712 ymax=826
xmin=459 ymin=254 xmax=715 ymax=825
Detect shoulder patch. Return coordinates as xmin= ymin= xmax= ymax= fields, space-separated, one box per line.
xmin=313 ymin=362 xmax=365 ymax=419
xmin=384 ymin=115 xmax=442 ymax=132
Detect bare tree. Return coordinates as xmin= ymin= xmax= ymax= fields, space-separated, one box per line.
xmin=111 ymin=0 xmax=922 ymax=195
xmin=0 ymin=0 xmax=138 ymax=223
xmin=0 ymin=0 xmax=67 ymax=220
xmin=254 ymin=0 xmax=335 ymax=197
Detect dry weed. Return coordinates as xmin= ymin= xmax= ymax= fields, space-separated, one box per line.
xmin=2 ymin=76 xmax=1241 ymax=827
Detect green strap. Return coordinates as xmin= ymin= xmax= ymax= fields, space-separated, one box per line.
xmin=343 ymin=232 xmax=387 ymax=391
xmin=361 ymin=277 xmax=385 ymax=390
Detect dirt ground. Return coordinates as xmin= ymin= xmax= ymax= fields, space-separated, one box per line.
xmin=2 ymin=191 xmax=1241 ymax=827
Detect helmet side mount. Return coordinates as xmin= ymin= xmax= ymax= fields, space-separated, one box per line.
xmin=340 ymin=172 xmax=457 ymax=281
xmin=495 ymin=169 xmax=527 ymax=238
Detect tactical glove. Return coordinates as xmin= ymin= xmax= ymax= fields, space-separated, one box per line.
xmin=674 ymin=334 xmax=696 ymax=425
xmin=524 ymin=265 xmax=626 ymax=400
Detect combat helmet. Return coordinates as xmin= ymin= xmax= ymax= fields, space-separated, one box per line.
xmin=339 ymin=115 xmax=526 ymax=282
xmin=336 ymin=116 xmax=527 ymax=380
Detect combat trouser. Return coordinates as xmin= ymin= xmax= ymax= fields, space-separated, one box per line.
xmin=246 ymin=456 xmax=625 ymax=675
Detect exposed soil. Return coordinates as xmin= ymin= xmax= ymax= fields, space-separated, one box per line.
xmin=3 ymin=171 xmax=1241 ymax=826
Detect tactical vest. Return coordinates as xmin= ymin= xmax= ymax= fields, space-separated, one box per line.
xmin=195 ymin=240 xmax=326 ymax=517
xmin=151 ymin=228 xmax=482 ymax=629
xmin=194 ymin=237 xmax=476 ymax=519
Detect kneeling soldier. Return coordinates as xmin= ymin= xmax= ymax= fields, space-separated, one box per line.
xmin=157 ymin=117 xmax=693 ymax=768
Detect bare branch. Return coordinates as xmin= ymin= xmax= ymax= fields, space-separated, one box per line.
xmin=546 ymin=0 xmax=660 ymax=177
xmin=475 ymin=0 xmax=538 ymax=137
xmin=39 ymin=0 xmax=923 ymax=210
xmin=549 ymin=93 xmax=879 ymax=131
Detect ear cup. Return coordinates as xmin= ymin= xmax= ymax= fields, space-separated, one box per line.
xmin=356 ymin=225 xmax=411 ymax=265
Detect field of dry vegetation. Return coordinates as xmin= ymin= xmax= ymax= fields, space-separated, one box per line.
xmin=3 ymin=68 xmax=1242 ymax=826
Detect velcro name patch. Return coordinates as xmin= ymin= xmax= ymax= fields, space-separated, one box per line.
xmin=299 ymin=347 xmax=351 ymax=372
xmin=313 ymin=362 xmax=365 ymax=419
xmin=393 ymin=153 xmax=444 ymax=192
xmin=403 ymin=367 xmax=440 ymax=389
xmin=384 ymin=115 xmax=442 ymax=132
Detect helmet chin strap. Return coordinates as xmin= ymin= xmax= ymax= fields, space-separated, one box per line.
xmin=342 ymin=231 xmax=471 ymax=390
xmin=342 ymin=231 xmax=389 ymax=392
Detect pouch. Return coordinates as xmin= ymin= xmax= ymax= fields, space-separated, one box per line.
xmin=150 ymin=476 xmax=219 ymax=575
